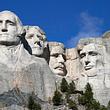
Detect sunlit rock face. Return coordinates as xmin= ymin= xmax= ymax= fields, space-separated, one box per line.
xmin=2 ymin=9 xmax=110 ymax=109
xmin=49 ymin=42 xmax=67 ymax=77
xmin=76 ymin=38 xmax=110 ymax=105
xmin=65 ymin=48 xmax=80 ymax=80
xmin=102 ymin=30 xmax=110 ymax=39
xmin=24 ymin=26 xmax=47 ymax=57
xmin=0 ymin=10 xmax=55 ymax=109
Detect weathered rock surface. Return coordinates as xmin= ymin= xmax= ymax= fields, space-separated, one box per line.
xmin=1 ymin=10 xmax=110 ymax=109
xmin=76 ymin=37 xmax=110 ymax=106
xmin=65 ymin=48 xmax=80 ymax=79
xmin=0 ymin=44 xmax=55 ymax=109
xmin=102 ymin=30 xmax=110 ymax=39
xmin=48 ymin=38 xmax=110 ymax=106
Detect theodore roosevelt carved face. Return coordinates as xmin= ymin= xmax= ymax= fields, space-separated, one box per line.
xmin=49 ymin=42 xmax=67 ymax=76
xmin=0 ymin=11 xmax=23 ymax=45
xmin=25 ymin=26 xmax=47 ymax=56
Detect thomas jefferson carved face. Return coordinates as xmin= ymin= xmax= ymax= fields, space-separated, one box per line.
xmin=49 ymin=45 xmax=66 ymax=76
xmin=79 ymin=43 xmax=104 ymax=71
xmin=0 ymin=11 xmax=22 ymax=45
xmin=25 ymin=26 xmax=47 ymax=56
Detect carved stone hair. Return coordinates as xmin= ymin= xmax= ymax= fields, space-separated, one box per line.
xmin=77 ymin=37 xmax=105 ymax=55
xmin=24 ymin=25 xmax=47 ymax=41
xmin=0 ymin=10 xmax=24 ymax=36
xmin=48 ymin=41 xmax=65 ymax=52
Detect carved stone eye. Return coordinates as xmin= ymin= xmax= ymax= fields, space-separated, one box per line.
xmin=89 ymin=51 xmax=98 ymax=56
xmin=51 ymin=53 xmax=59 ymax=58
xmin=37 ymin=35 xmax=43 ymax=41
xmin=28 ymin=34 xmax=34 ymax=39
xmin=7 ymin=20 xmax=16 ymax=26
xmin=80 ymin=53 xmax=86 ymax=58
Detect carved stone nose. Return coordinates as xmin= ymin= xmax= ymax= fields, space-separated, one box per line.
xmin=37 ymin=41 xmax=42 ymax=47
xmin=58 ymin=55 xmax=65 ymax=63
xmin=2 ymin=28 xmax=8 ymax=32
xmin=85 ymin=61 xmax=90 ymax=65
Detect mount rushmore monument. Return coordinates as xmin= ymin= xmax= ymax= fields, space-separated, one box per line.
xmin=0 ymin=10 xmax=110 ymax=109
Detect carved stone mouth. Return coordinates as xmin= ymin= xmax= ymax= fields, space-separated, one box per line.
xmin=0 ymin=33 xmax=9 ymax=36
xmin=57 ymin=67 xmax=63 ymax=70
xmin=84 ymin=66 xmax=92 ymax=70
xmin=55 ymin=66 xmax=64 ymax=71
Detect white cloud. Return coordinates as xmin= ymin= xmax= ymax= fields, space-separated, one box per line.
xmin=67 ymin=12 xmax=103 ymax=48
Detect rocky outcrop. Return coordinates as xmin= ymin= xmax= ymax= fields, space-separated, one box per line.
xmin=1 ymin=10 xmax=110 ymax=109
xmin=65 ymin=48 xmax=80 ymax=79
xmin=76 ymin=37 xmax=110 ymax=106
xmin=0 ymin=44 xmax=55 ymax=109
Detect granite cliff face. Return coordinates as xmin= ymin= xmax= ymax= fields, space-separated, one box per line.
xmin=0 ymin=10 xmax=56 ymax=110
xmin=0 ymin=44 xmax=56 ymax=110
xmin=65 ymin=48 xmax=80 ymax=79
xmin=75 ymin=38 xmax=110 ymax=106
xmin=63 ymin=37 xmax=110 ymax=106
xmin=1 ymin=10 xmax=110 ymax=110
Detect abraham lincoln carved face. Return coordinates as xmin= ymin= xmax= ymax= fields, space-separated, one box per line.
xmin=79 ymin=43 xmax=105 ymax=71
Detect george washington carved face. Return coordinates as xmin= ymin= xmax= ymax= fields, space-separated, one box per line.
xmin=0 ymin=11 xmax=23 ymax=45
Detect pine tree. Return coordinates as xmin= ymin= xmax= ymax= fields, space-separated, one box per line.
xmin=28 ymin=95 xmax=41 ymax=110
xmin=86 ymin=99 xmax=100 ymax=110
xmin=107 ymin=100 xmax=110 ymax=110
xmin=100 ymin=105 xmax=107 ymax=110
xmin=52 ymin=89 xmax=63 ymax=106
xmin=84 ymin=83 xmax=93 ymax=103
xmin=60 ymin=78 xmax=69 ymax=93
xmin=78 ymin=95 xmax=86 ymax=105
xmin=78 ymin=83 xmax=94 ymax=107
xmin=68 ymin=80 xmax=76 ymax=94
xmin=68 ymin=99 xmax=78 ymax=110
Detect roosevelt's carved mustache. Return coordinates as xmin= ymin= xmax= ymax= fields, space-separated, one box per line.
xmin=54 ymin=64 xmax=65 ymax=69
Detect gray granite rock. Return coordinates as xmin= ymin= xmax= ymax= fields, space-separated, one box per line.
xmin=0 ymin=44 xmax=56 ymax=109
xmin=0 ymin=10 xmax=56 ymax=109
xmin=65 ymin=48 xmax=80 ymax=80
xmin=76 ymin=37 xmax=110 ymax=105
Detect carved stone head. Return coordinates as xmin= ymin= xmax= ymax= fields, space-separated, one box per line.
xmin=77 ymin=38 xmax=106 ymax=73
xmin=49 ymin=42 xmax=67 ymax=76
xmin=24 ymin=26 xmax=47 ymax=56
xmin=0 ymin=10 xmax=23 ymax=46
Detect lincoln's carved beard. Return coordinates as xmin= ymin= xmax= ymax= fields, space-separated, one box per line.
xmin=0 ymin=34 xmax=20 ymax=46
